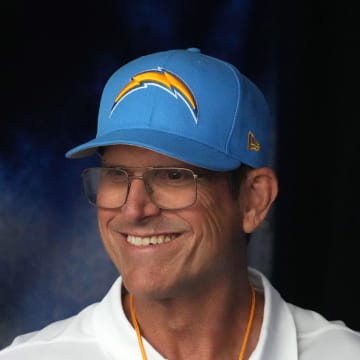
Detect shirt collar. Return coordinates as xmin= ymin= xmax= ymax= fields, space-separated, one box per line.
xmin=248 ymin=268 xmax=298 ymax=360
xmin=93 ymin=269 xmax=299 ymax=360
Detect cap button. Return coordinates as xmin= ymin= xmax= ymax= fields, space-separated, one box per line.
xmin=186 ymin=47 xmax=201 ymax=53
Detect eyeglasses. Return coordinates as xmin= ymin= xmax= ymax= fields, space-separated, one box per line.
xmin=81 ymin=167 xmax=211 ymax=210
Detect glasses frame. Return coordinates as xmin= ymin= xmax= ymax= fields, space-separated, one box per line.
xmin=81 ymin=166 xmax=213 ymax=210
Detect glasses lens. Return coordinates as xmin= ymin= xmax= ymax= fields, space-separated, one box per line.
xmin=82 ymin=168 xmax=129 ymax=209
xmin=144 ymin=168 xmax=197 ymax=209
xmin=81 ymin=167 xmax=198 ymax=210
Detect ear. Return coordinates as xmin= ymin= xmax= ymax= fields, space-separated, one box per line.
xmin=241 ymin=167 xmax=278 ymax=233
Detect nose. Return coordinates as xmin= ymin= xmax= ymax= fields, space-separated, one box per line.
xmin=120 ymin=177 xmax=161 ymax=221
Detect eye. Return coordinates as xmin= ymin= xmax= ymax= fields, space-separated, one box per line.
xmin=167 ymin=169 xmax=186 ymax=180
xmin=150 ymin=169 xmax=194 ymax=186
xmin=102 ymin=168 xmax=127 ymax=183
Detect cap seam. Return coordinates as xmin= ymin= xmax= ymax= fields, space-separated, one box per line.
xmin=224 ymin=63 xmax=240 ymax=157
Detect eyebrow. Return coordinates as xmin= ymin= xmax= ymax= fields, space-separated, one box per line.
xmin=100 ymin=162 xmax=187 ymax=169
xmin=100 ymin=160 xmax=122 ymax=167
xmin=100 ymin=161 xmax=210 ymax=173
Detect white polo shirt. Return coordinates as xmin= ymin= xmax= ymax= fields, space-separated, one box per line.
xmin=1 ymin=268 xmax=359 ymax=359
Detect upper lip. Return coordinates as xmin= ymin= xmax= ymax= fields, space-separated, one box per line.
xmin=123 ymin=232 xmax=178 ymax=237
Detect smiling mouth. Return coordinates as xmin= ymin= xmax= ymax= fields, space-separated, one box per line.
xmin=126 ymin=234 xmax=177 ymax=246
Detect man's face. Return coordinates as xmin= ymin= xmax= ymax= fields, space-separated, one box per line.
xmin=97 ymin=145 xmax=247 ymax=300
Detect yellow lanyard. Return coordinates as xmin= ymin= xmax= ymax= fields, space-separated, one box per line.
xmin=130 ymin=286 xmax=256 ymax=360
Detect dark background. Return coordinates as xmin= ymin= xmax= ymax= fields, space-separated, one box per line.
xmin=1 ymin=0 xmax=359 ymax=348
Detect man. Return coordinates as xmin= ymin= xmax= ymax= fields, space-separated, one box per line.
xmin=1 ymin=48 xmax=359 ymax=359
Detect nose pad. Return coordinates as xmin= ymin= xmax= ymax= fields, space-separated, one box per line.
xmin=129 ymin=176 xmax=153 ymax=197
xmin=124 ymin=177 xmax=158 ymax=213
xmin=144 ymin=182 xmax=154 ymax=196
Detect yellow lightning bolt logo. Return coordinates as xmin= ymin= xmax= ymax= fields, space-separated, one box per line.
xmin=110 ymin=68 xmax=198 ymax=123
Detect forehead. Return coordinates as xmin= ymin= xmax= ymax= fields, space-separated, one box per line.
xmin=101 ymin=144 xmax=193 ymax=168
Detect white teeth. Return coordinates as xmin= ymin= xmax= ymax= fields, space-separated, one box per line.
xmin=127 ymin=234 xmax=175 ymax=246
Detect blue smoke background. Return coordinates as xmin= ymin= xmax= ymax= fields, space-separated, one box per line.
xmin=1 ymin=0 xmax=359 ymax=348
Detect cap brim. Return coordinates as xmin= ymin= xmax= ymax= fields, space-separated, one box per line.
xmin=65 ymin=129 xmax=242 ymax=171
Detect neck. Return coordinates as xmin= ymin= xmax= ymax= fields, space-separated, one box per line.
xmin=123 ymin=282 xmax=264 ymax=360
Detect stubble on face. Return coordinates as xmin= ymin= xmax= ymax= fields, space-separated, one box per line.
xmin=96 ymin=145 xmax=246 ymax=300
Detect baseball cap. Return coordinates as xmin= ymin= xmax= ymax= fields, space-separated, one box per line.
xmin=65 ymin=48 xmax=274 ymax=171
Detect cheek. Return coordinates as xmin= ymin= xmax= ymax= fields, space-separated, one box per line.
xmin=97 ymin=209 xmax=108 ymax=232
xmin=195 ymin=187 xmax=241 ymax=237
xmin=97 ymin=210 xmax=115 ymax=251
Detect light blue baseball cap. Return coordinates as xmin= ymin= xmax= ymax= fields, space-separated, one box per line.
xmin=65 ymin=48 xmax=274 ymax=171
